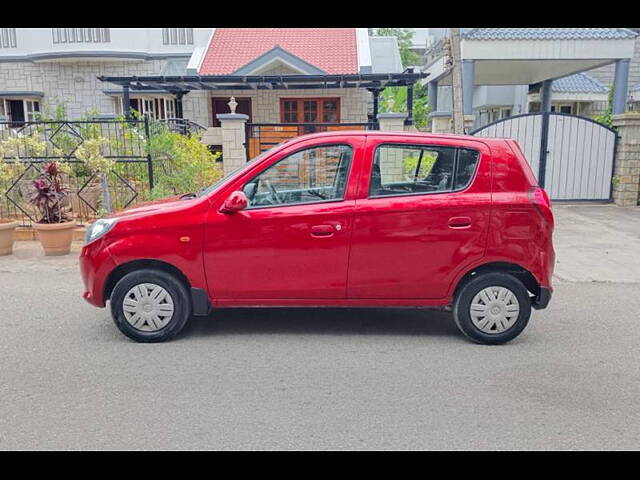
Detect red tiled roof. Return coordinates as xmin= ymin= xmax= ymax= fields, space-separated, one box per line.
xmin=199 ymin=28 xmax=359 ymax=75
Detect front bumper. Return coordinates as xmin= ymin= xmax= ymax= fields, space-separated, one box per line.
xmin=80 ymin=240 xmax=117 ymax=308
xmin=532 ymin=286 xmax=552 ymax=310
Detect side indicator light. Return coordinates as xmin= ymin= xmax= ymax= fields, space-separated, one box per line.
xmin=179 ymin=236 xmax=191 ymax=243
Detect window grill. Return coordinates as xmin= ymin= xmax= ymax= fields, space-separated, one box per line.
xmin=52 ymin=28 xmax=110 ymax=44
xmin=0 ymin=28 xmax=17 ymax=48
xmin=162 ymin=28 xmax=194 ymax=45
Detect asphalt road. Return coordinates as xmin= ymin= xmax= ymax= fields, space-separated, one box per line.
xmin=1 ymin=259 xmax=639 ymax=450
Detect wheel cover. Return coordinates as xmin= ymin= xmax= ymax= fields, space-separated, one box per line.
xmin=470 ymin=286 xmax=520 ymax=334
xmin=122 ymin=283 xmax=175 ymax=332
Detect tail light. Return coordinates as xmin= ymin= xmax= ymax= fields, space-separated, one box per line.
xmin=529 ymin=186 xmax=554 ymax=227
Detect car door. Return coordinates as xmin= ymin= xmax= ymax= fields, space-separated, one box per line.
xmin=346 ymin=135 xmax=492 ymax=300
xmin=203 ymin=138 xmax=363 ymax=301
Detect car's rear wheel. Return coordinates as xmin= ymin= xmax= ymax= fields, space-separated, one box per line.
xmin=110 ymin=269 xmax=191 ymax=343
xmin=453 ymin=272 xmax=531 ymax=345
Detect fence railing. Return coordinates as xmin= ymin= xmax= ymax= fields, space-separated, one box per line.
xmin=157 ymin=118 xmax=206 ymax=136
xmin=245 ymin=122 xmax=378 ymax=160
xmin=0 ymin=118 xmax=156 ymax=227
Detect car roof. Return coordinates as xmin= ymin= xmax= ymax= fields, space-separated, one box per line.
xmin=283 ymin=130 xmax=509 ymax=147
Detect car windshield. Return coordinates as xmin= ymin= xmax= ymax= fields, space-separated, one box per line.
xmin=195 ymin=151 xmax=270 ymax=198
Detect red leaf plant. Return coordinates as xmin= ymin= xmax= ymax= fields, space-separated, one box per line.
xmin=28 ymin=161 xmax=71 ymax=224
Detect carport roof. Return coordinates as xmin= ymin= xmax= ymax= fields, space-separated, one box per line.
xmin=463 ymin=28 xmax=638 ymax=41
xmin=424 ymin=28 xmax=637 ymax=86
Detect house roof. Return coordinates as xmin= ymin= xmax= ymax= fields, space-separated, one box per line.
xmin=199 ymin=28 xmax=359 ymax=75
xmin=552 ymin=73 xmax=608 ymax=94
xmin=463 ymin=28 xmax=638 ymax=41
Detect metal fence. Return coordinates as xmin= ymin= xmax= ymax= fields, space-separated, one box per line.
xmin=245 ymin=122 xmax=378 ymax=160
xmin=0 ymin=118 xmax=156 ymax=227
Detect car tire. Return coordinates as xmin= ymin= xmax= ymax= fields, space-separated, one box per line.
xmin=453 ymin=272 xmax=531 ymax=345
xmin=110 ymin=269 xmax=191 ymax=343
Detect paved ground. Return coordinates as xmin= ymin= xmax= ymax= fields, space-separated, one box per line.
xmin=553 ymin=203 xmax=640 ymax=283
xmin=0 ymin=204 xmax=639 ymax=450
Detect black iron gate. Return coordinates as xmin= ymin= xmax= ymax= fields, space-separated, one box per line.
xmin=469 ymin=112 xmax=618 ymax=201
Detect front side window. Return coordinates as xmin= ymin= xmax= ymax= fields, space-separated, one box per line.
xmin=370 ymin=144 xmax=479 ymax=197
xmin=243 ymin=144 xmax=352 ymax=208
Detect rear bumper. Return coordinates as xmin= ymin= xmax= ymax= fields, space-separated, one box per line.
xmin=532 ymin=286 xmax=552 ymax=310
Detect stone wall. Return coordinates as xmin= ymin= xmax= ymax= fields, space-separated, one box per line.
xmin=612 ymin=113 xmax=640 ymax=206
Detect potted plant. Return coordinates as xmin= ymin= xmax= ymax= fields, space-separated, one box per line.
xmin=29 ymin=161 xmax=76 ymax=255
xmin=0 ymin=156 xmax=20 ymax=255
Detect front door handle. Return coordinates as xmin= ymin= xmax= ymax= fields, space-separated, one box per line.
xmin=310 ymin=224 xmax=335 ymax=237
xmin=448 ymin=216 xmax=472 ymax=229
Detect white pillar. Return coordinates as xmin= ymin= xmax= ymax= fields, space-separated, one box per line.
xmin=217 ymin=113 xmax=248 ymax=175
xmin=377 ymin=113 xmax=408 ymax=132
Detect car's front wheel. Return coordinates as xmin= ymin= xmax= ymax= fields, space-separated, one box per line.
xmin=110 ymin=269 xmax=191 ymax=343
xmin=453 ymin=272 xmax=531 ymax=345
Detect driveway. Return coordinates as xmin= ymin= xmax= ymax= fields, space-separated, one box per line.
xmin=553 ymin=203 xmax=640 ymax=283
xmin=0 ymin=203 xmax=639 ymax=450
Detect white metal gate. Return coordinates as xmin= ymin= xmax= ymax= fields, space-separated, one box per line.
xmin=470 ymin=112 xmax=617 ymax=201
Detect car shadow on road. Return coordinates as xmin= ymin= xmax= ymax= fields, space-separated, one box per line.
xmin=181 ymin=307 xmax=461 ymax=339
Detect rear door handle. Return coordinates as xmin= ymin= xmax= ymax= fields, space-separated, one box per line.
xmin=448 ymin=216 xmax=472 ymax=229
xmin=310 ymin=224 xmax=336 ymax=237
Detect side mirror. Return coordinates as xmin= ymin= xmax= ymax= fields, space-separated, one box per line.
xmin=219 ymin=191 xmax=248 ymax=214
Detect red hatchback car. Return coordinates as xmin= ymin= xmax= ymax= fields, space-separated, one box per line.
xmin=80 ymin=131 xmax=554 ymax=344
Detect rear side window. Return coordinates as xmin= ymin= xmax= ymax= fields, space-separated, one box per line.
xmin=370 ymin=144 xmax=480 ymax=197
xmin=454 ymin=148 xmax=480 ymax=190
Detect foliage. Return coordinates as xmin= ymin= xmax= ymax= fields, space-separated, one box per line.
xmin=28 ymin=161 xmax=71 ymax=224
xmin=143 ymin=122 xmax=222 ymax=200
xmin=0 ymin=132 xmax=55 ymax=159
xmin=594 ymin=86 xmax=614 ymax=128
xmin=402 ymin=152 xmax=437 ymax=179
xmin=75 ymin=137 xmax=114 ymax=174
xmin=380 ymin=82 xmax=431 ymax=129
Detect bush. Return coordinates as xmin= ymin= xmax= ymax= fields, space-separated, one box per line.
xmin=144 ymin=125 xmax=222 ymax=200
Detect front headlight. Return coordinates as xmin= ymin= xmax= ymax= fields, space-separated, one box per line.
xmin=85 ymin=218 xmax=118 ymax=244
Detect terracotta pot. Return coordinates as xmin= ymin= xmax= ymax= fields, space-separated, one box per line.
xmin=0 ymin=220 xmax=18 ymax=256
xmin=33 ymin=220 xmax=77 ymax=256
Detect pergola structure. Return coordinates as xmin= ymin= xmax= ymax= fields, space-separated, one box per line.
xmin=97 ymin=69 xmax=427 ymax=125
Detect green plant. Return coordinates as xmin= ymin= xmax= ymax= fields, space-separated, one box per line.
xmin=594 ymin=86 xmax=614 ymax=128
xmin=143 ymin=123 xmax=222 ymax=200
xmin=611 ymin=175 xmax=621 ymax=187
xmin=380 ymin=82 xmax=431 ymax=130
xmin=402 ymin=152 xmax=437 ymax=179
